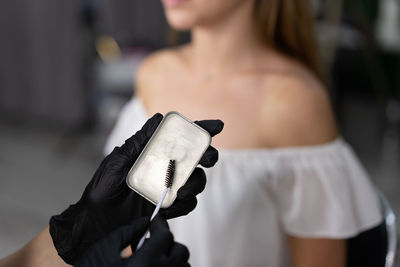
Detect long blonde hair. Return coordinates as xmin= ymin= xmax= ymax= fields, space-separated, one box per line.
xmin=168 ymin=0 xmax=323 ymax=81
xmin=254 ymin=0 xmax=323 ymax=81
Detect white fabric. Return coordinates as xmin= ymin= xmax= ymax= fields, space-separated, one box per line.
xmin=105 ymin=97 xmax=383 ymax=267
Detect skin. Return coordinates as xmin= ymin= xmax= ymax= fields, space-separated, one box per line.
xmin=137 ymin=0 xmax=345 ymax=266
xmin=0 ymin=228 xmax=71 ymax=267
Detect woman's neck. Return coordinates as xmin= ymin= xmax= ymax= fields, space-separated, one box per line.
xmin=188 ymin=1 xmax=266 ymax=74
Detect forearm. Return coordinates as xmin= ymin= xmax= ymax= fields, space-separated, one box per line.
xmin=288 ymin=235 xmax=346 ymax=267
xmin=0 ymin=227 xmax=71 ymax=267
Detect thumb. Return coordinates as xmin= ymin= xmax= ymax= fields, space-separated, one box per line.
xmin=121 ymin=113 xmax=163 ymax=157
xmin=139 ymin=215 xmax=173 ymax=257
xmin=115 ymin=217 xmax=150 ymax=250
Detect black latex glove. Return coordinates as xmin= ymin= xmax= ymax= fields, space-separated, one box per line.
xmin=75 ymin=216 xmax=190 ymax=267
xmin=50 ymin=113 xmax=223 ymax=264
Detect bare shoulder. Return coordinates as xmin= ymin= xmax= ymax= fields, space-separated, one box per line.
xmin=259 ymin=70 xmax=338 ymax=148
xmin=135 ymin=46 xmax=186 ymax=103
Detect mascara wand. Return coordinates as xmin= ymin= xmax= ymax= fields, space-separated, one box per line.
xmin=135 ymin=159 xmax=176 ymax=250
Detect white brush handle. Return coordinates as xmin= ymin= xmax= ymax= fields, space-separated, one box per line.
xmin=135 ymin=187 xmax=169 ymax=251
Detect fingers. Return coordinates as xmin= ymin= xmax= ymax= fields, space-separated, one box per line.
xmin=198 ymin=146 xmax=218 ymax=167
xmin=194 ymin=120 xmax=224 ymax=137
xmin=139 ymin=216 xmax=173 ymax=258
xmin=89 ymin=114 xmax=163 ymax=203
xmin=161 ymin=197 xmax=198 ymax=219
xmin=131 ymin=216 xmax=190 ymax=266
xmin=115 ymin=217 xmax=150 ymax=249
xmin=160 ymin=167 xmax=205 ymax=219
xmin=177 ymin=168 xmax=206 ymax=199
xmin=167 ymin=242 xmax=190 ymax=265
xmin=195 ymin=120 xmax=223 ymax=168
xmin=122 ymin=113 xmax=164 ymax=156
xmin=102 ymin=113 xmax=163 ymax=171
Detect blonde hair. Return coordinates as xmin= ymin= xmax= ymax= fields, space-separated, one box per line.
xmin=254 ymin=0 xmax=324 ymax=81
xmin=168 ymin=0 xmax=323 ymax=82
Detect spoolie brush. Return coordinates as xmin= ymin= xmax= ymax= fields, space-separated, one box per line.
xmin=165 ymin=160 xmax=175 ymax=188
xmin=136 ymin=160 xmax=176 ymax=250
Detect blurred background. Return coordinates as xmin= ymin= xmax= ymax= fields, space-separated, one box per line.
xmin=0 ymin=0 xmax=399 ymax=263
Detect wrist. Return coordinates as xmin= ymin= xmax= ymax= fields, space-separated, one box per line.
xmin=49 ymin=202 xmax=87 ymax=265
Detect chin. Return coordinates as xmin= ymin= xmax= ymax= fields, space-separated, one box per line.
xmin=165 ymin=10 xmax=198 ymax=30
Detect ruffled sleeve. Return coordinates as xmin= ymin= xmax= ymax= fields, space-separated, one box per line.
xmin=271 ymin=139 xmax=383 ymax=238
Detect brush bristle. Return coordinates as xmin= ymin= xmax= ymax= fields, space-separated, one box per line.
xmin=165 ymin=160 xmax=175 ymax=188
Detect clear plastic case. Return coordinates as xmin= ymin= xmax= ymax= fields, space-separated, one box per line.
xmin=126 ymin=112 xmax=211 ymax=208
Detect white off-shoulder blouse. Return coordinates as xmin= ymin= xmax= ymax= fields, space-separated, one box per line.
xmin=104 ymin=97 xmax=383 ymax=267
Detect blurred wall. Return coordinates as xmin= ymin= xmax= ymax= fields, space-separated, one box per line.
xmin=0 ymin=1 xmax=87 ymax=126
xmin=96 ymin=0 xmax=168 ymax=48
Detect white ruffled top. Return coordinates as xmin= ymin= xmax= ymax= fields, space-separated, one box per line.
xmin=104 ymin=97 xmax=383 ymax=267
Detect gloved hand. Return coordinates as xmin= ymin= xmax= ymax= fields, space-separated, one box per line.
xmin=75 ymin=216 xmax=190 ymax=267
xmin=49 ymin=113 xmax=223 ymax=264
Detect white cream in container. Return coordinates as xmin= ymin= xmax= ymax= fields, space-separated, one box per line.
xmin=126 ymin=111 xmax=211 ymax=208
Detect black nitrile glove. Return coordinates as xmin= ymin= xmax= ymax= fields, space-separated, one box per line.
xmin=49 ymin=113 xmax=223 ymax=265
xmin=75 ymin=216 xmax=190 ymax=267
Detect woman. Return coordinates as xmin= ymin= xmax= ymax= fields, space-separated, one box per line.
xmin=105 ymin=0 xmax=382 ymax=266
